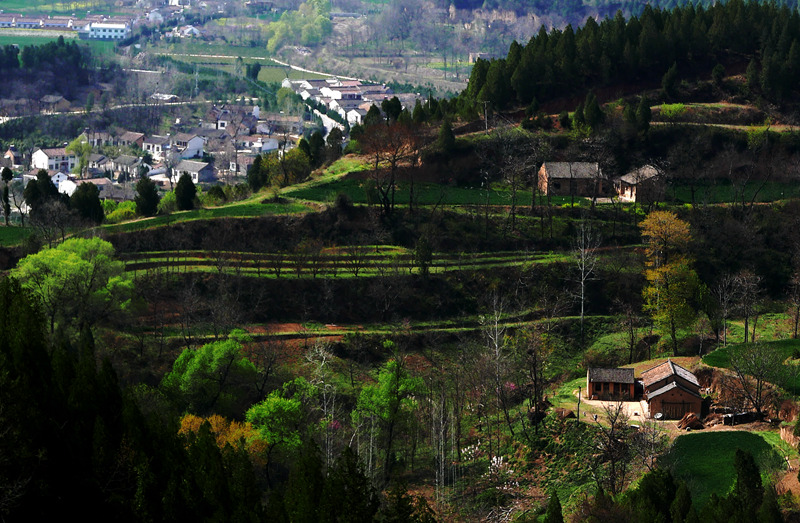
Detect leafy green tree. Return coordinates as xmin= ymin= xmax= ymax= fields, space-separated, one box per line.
xmin=85 ymin=92 xmax=94 ymax=114
xmin=247 ymin=377 xmax=316 ymax=477
xmin=65 ymin=136 xmax=92 ymax=178
xmin=135 ymin=175 xmax=160 ymax=217
xmin=69 ymin=182 xmax=103 ymax=224
xmin=643 ymin=259 xmax=700 ymax=356
xmin=175 ymin=173 xmax=196 ymax=211
xmin=353 ymin=348 xmax=422 ymax=481
xmin=13 ymin=237 xmax=131 ymax=334
xmin=161 ymin=329 xmax=258 ymax=415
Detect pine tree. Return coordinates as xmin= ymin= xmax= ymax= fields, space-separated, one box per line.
xmin=544 ymin=491 xmax=564 ymax=523
xmin=437 ymin=119 xmax=456 ymax=154
xmin=135 ymin=175 xmax=160 ymax=217
xmin=175 ymin=173 xmax=196 ymax=211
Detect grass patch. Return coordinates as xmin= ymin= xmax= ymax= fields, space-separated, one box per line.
xmin=667 ymin=179 xmax=800 ymax=204
xmin=702 ymin=338 xmax=800 ymax=369
xmin=102 ymin=201 xmax=310 ymax=234
xmin=664 ymin=431 xmax=785 ymax=508
xmin=0 ymin=33 xmax=116 ymax=55
xmin=0 ymin=226 xmax=33 ymax=247
xmin=285 ymin=179 xmax=539 ymax=206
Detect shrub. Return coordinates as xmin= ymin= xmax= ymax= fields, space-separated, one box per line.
xmin=158 ymin=190 xmax=177 ymax=214
xmin=106 ymin=202 xmax=137 ymax=224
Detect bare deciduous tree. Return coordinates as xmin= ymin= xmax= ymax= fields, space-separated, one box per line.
xmin=591 ymin=401 xmax=633 ymax=495
xmin=725 ymin=342 xmax=784 ymax=419
xmin=573 ymin=219 xmax=601 ymax=344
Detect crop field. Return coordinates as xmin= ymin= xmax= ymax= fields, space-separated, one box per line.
xmin=0 ymin=0 xmax=123 ymax=15
xmin=0 ymin=32 xmax=117 ymax=55
xmin=285 ymin=178 xmax=543 ymax=206
xmin=121 ymin=248 xmax=569 ymax=278
xmin=101 ymin=201 xmax=310 ymax=235
xmin=664 ymin=431 xmax=785 ymax=508
xmin=667 ymin=180 xmax=800 ymax=204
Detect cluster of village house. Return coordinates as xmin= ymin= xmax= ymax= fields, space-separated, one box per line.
xmin=587 ymin=360 xmax=703 ymax=419
xmin=0 ymin=13 xmax=133 ymax=40
xmin=0 ymin=0 xmax=215 ymax=40
xmin=281 ymin=78 xmax=423 ymax=127
xmin=2 ymin=102 xmax=306 ymax=202
xmin=538 ymin=161 xmax=664 ymax=204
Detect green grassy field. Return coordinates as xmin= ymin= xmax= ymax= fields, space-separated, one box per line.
xmin=285 ymin=178 xmax=544 ymax=206
xmin=702 ymin=338 xmax=800 ymax=369
xmin=0 ymin=0 xmax=123 ymax=15
xmin=667 ymin=180 xmax=800 ymax=204
xmin=101 ymin=201 xmax=310 ymax=234
xmin=0 ymin=33 xmax=116 ymax=55
xmin=0 ymin=225 xmax=33 ymax=246
xmin=664 ymin=431 xmax=785 ymax=508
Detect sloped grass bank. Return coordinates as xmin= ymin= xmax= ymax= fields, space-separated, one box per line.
xmin=663 ymin=431 xmax=784 ymax=508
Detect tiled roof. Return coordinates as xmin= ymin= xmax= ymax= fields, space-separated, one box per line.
xmin=40 ymin=147 xmax=69 ymax=157
xmin=587 ymin=367 xmax=634 ymax=384
xmin=619 ymin=165 xmax=659 ymax=185
xmin=176 ymin=159 xmax=209 ymax=172
xmin=642 ymin=359 xmax=699 ymax=388
xmin=542 ymin=162 xmax=600 ymax=180
xmin=647 ymin=380 xmax=702 ymax=400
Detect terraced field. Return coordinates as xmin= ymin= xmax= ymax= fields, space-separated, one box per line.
xmin=121 ymin=247 xmax=568 ymax=277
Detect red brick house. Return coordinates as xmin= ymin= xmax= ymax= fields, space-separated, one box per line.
xmin=586 ymin=368 xmax=635 ymax=400
xmin=642 ymin=360 xmax=702 ymax=419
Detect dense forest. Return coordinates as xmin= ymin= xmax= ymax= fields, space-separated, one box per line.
xmin=465 ymin=0 xmax=800 ymax=111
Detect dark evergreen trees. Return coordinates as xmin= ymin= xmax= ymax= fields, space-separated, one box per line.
xmin=175 ymin=173 xmax=196 ymax=211
xmin=69 ymin=182 xmax=103 ymax=224
xmin=135 ymin=175 xmax=160 ymax=217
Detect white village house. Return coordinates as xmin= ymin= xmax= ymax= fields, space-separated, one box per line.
xmin=32 ymin=148 xmax=77 ymax=172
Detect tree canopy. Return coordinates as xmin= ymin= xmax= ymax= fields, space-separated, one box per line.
xmin=13 ymin=237 xmax=131 ymax=334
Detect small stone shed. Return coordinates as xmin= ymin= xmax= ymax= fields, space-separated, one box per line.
xmin=586 ymin=368 xmax=635 ymax=400
xmin=537 ymin=162 xmax=603 ymax=198
xmin=642 ymin=359 xmax=702 ymax=419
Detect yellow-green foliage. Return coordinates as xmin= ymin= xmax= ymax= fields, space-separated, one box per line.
xmin=265 ymin=0 xmax=332 ymax=53
xmin=106 ymin=201 xmax=136 ymax=224
xmin=659 ymin=103 xmax=686 ymax=120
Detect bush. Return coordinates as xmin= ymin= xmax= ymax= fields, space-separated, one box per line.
xmin=158 ymin=190 xmax=177 ymax=214
xmin=343 ymin=139 xmax=361 ymax=155
xmin=106 ymin=201 xmax=137 ymax=224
